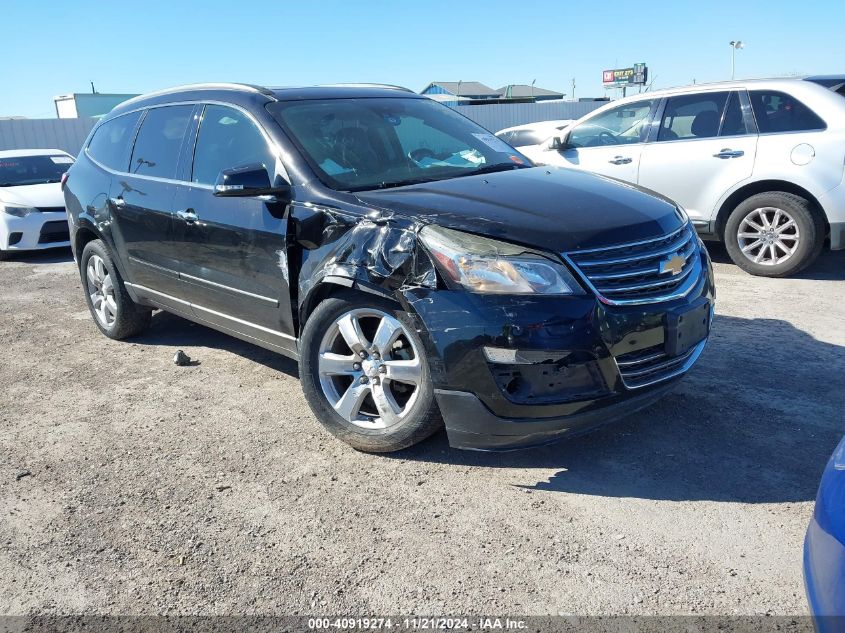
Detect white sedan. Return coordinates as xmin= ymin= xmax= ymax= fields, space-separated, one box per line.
xmin=0 ymin=149 xmax=74 ymax=259
xmin=495 ymin=120 xmax=573 ymax=152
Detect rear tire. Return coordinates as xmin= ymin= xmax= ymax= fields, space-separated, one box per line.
xmin=299 ymin=291 xmax=442 ymax=452
xmin=80 ymin=239 xmax=151 ymax=340
xmin=723 ymin=192 xmax=824 ymax=277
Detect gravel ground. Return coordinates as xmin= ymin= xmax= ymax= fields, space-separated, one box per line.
xmin=1 ymin=243 xmax=843 ymax=616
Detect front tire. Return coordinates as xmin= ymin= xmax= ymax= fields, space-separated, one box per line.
xmin=723 ymin=192 xmax=824 ymax=277
xmin=299 ymin=291 xmax=442 ymax=452
xmin=80 ymin=239 xmax=151 ymax=340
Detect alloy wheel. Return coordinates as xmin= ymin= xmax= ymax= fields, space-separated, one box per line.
xmin=86 ymin=254 xmax=117 ymax=328
xmin=317 ymin=309 xmax=422 ymax=430
xmin=736 ymin=206 xmax=800 ymax=266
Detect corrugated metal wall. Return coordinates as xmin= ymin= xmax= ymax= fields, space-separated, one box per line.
xmin=453 ymin=101 xmax=605 ymax=132
xmin=0 ymin=118 xmax=96 ymax=156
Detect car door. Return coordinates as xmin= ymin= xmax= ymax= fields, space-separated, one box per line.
xmin=637 ymin=91 xmax=758 ymax=224
xmin=171 ymin=103 xmax=296 ymax=353
xmin=108 ymin=104 xmax=196 ymax=301
xmin=549 ymin=99 xmax=657 ymax=182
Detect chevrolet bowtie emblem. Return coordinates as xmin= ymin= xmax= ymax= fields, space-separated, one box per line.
xmin=659 ymin=254 xmax=686 ymax=276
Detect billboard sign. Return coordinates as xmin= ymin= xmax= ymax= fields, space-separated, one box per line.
xmin=603 ymin=63 xmax=648 ymax=87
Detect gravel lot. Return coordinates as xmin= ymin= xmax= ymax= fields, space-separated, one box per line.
xmin=1 ymin=243 xmax=843 ymax=616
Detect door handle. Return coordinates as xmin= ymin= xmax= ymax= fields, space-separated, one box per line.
xmin=713 ymin=148 xmax=745 ymax=159
xmin=175 ymin=208 xmax=198 ymax=224
xmin=109 ymin=196 xmax=126 ymax=209
xmin=608 ymin=156 xmax=633 ymax=165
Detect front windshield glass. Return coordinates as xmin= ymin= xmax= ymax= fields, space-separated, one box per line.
xmin=566 ymin=100 xmax=655 ymax=149
xmin=0 ymin=154 xmax=74 ymax=187
xmin=268 ymin=97 xmax=529 ymax=191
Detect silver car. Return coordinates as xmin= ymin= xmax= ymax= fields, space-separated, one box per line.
xmin=523 ymin=78 xmax=845 ymax=276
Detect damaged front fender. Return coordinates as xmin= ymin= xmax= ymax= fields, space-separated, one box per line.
xmin=290 ymin=201 xmax=437 ymax=329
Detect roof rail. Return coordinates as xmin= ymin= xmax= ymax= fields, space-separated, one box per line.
xmin=317 ymin=83 xmax=415 ymax=93
xmin=118 ymin=82 xmax=276 ymax=108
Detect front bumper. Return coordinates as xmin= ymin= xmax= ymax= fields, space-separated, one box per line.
xmin=804 ymin=442 xmax=845 ymax=625
xmin=805 ymin=516 xmax=845 ymax=626
xmin=0 ymin=211 xmax=70 ymax=252
xmin=401 ymin=248 xmax=714 ymax=450
xmin=435 ymin=380 xmax=678 ymax=450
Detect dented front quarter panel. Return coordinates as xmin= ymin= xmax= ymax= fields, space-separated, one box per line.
xmin=289 ymin=192 xmax=437 ymax=327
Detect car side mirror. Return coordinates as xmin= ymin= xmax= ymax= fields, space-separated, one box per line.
xmin=547 ymin=134 xmax=572 ymax=151
xmin=213 ymin=164 xmax=290 ymax=199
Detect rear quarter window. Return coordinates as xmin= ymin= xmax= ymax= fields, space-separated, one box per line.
xmin=749 ymin=90 xmax=826 ymax=133
xmin=86 ymin=111 xmax=142 ymax=171
xmin=129 ymin=105 xmax=194 ymax=179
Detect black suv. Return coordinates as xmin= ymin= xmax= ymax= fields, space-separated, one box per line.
xmin=63 ymin=83 xmax=714 ymax=452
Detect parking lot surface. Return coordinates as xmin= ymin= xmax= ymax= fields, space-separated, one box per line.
xmin=1 ymin=244 xmax=843 ymax=615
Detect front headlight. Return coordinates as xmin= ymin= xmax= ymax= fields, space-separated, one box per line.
xmin=2 ymin=206 xmax=37 ymax=217
xmin=419 ymin=225 xmax=583 ymax=295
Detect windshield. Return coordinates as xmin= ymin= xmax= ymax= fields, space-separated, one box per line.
xmin=267 ymin=97 xmax=529 ymax=191
xmin=0 ymin=154 xmax=74 ymax=187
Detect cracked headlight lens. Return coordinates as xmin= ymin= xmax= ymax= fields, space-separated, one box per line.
xmin=419 ymin=225 xmax=583 ymax=295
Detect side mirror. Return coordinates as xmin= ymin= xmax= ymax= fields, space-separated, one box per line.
xmin=547 ymin=134 xmax=572 ymax=151
xmin=213 ymin=164 xmax=290 ymax=198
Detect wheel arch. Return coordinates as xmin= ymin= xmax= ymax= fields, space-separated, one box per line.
xmin=73 ymin=220 xmax=133 ymax=283
xmin=297 ymin=277 xmax=400 ymax=337
xmin=73 ymin=224 xmax=100 ymax=265
xmin=714 ymin=180 xmax=828 ymax=240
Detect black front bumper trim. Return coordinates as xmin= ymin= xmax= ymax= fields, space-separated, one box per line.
xmin=435 ymin=383 xmax=677 ymax=451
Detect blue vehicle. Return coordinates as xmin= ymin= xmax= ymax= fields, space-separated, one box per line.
xmin=805 ymin=435 xmax=845 ymax=628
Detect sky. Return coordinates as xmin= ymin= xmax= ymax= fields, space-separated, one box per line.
xmin=3 ymin=0 xmax=844 ymax=118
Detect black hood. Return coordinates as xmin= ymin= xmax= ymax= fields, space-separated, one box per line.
xmin=354 ymin=166 xmax=684 ymax=253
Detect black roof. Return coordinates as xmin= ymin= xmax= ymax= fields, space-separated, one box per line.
xmin=269 ymin=85 xmax=423 ymax=101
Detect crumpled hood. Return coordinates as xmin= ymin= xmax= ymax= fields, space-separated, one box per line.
xmin=0 ymin=182 xmax=65 ymax=209
xmin=355 ymin=166 xmax=684 ymax=253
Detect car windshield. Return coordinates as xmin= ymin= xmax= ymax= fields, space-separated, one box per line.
xmin=267 ymin=97 xmax=529 ymax=191
xmin=0 ymin=154 xmax=74 ymax=187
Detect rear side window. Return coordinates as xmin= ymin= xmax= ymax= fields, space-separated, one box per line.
xmin=191 ymin=105 xmax=274 ymax=186
xmin=130 ymin=105 xmax=193 ymax=179
xmin=86 ymin=111 xmax=142 ymax=171
xmin=658 ymin=92 xmax=728 ymax=141
xmin=749 ymin=90 xmax=826 ymax=133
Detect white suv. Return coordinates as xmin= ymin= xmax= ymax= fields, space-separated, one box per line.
xmin=0 ymin=149 xmax=74 ymax=259
xmin=522 ymin=78 xmax=845 ymax=276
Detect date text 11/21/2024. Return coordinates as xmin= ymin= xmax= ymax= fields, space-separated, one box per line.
xmin=307 ymin=617 xmax=527 ymax=630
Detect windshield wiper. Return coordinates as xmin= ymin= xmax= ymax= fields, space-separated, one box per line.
xmin=348 ymin=177 xmax=438 ymax=192
xmin=457 ymin=163 xmax=530 ymax=178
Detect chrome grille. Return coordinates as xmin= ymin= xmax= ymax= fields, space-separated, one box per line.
xmin=615 ymin=340 xmax=706 ymax=389
xmin=565 ymin=224 xmax=701 ymax=305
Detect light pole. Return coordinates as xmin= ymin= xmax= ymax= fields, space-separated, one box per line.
xmin=729 ymin=40 xmax=744 ymax=80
